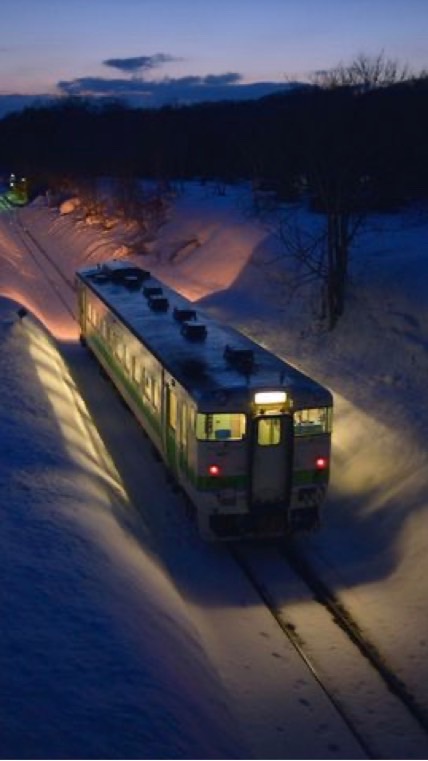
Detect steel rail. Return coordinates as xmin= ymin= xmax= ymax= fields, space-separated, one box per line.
xmin=229 ymin=544 xmax=375 ymax=759
xmin=281 ymin=540 xmax=428 ymax=736
xmin=13 ymin=216 xmax=77 ymax=323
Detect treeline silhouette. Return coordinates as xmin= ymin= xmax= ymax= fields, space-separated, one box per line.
xmin=0 ymin=76 xmax=427 ymax=211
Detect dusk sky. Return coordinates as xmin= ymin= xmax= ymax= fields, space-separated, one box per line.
xmin=0 ymin=0 xmax=427 ymax=115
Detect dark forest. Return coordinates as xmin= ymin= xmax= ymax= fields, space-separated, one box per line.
xmin=1 ymin=75 xmax=427 ymax=212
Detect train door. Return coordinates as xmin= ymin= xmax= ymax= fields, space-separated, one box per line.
xmin=250 ymin=415 xmax=293 ymax=508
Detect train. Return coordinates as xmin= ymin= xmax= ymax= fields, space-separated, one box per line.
xmin=7 ymin=173 xmax=28 ymax=205
xmin=75 ymin=260 xmax=333 ymax=540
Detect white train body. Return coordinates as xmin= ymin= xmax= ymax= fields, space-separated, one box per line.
xmin=76 ymin=260 xmax=333 ymax=540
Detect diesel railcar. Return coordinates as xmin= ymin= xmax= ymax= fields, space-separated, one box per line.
xmin=76 ymin=260 xmax=333 ymax=540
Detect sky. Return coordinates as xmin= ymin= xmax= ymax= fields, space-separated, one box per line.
xmin=1 ymin=180 xmax=428 ymax=758
xmin=0 ymin=0 xmax=427 ymax=116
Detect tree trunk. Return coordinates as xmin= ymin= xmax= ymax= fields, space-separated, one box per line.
xmin=326 ymin=210 xmax=349 ymax=330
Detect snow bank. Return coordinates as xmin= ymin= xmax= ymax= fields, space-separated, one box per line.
xmin=59 ymin=197 xmax=81 ymax=214
xmin=0 ymin=299 xmax=241 ymax=760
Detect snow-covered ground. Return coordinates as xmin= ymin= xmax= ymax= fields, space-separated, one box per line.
xmin=1 ymin=183 xmax=428 ymax=759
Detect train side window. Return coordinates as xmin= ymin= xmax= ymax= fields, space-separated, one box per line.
xmin=132 ymin=356 xmax=143 ymax=385
xmin=90 ymin=304 xmax=99 ymax=328
xmin=257 ymin=417 xmax=281 ymax=446
xmin=123 ymin=345 xmax=131 ymax=373
xmin=196 ymin=413 xmax=246 ymax=441
xmin=144 ymin=372 xmax=152 ymax=401
xmin=101 ymin=316 xmax=107 ymax=333
xmin=110 ymin=329 xmax=117 ymax=351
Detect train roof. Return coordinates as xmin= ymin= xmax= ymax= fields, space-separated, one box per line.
xmin=76 ymin=260 xmax=332 ymax=407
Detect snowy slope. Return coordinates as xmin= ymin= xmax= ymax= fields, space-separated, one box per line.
xmin=0 ymin=300 xmax=244 ymax=760
xmin=1 ymin=183 xmax=428 ymax=758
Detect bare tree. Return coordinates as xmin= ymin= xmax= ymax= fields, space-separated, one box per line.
xmin=277 ymin=53 xmax=414 ymax=329
xmin=277 ymin=196 xmax=364 ymax=330
xmin=312 ymin=51 xmax=411 ymax=91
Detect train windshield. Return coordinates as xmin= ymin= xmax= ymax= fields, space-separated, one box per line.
xmin=293 ymin=407 xmax=332 ymax=436
xmin=196 ymin=413 xmax=246 ymax=441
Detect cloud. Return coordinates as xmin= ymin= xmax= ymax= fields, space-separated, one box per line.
xmin=58 ymin=77 xmax=148 ymax=97
xmin=103 ymin=54 xmax=179 ymax=74
xmin=55 ymin=71 xmax=293 ymax=107
xmin=0 ymin=73 xmax=298 ymax=119
xmin=57 ymin=72 xmax=242 ymax=97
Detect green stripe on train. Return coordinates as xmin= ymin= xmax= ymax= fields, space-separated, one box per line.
xmin=196 ymin=474 xmax=247 ymax=491
xmin=294 ymin=469 xmax=329 ymax=485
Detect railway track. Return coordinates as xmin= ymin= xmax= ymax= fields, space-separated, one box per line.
xmin=282 ymin=541 xmax=428 ymax=728
xmin=12 ymin=211 xmax=77 ymax=323
xmin=230 ymin=540 xmax=428 ymax=759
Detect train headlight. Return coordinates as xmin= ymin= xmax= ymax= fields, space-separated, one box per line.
xmin=208 ymin=464 xmax=221 ymax=477
xmin=315 ymin=456 xmax=328 ymax=470
xmin=254 ymin=391 xmax=287 ymax=404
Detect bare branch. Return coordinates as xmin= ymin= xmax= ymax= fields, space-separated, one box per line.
xmin=312 ymin=51 xmax=411 ymax=91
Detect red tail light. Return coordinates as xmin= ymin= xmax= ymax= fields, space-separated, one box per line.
xmin=315 ymin=456 xmax=328 ymax=470
xmin=208 ymin=464 xmax=221 ymax=476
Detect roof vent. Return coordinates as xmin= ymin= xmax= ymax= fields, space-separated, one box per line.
xmin=101 ymin=262 xmax=150 ymax=285
xmin=143 ymin=285 xmax=163 ymax=298
xmin=173 ymin=307 xmax=197 ymax=323
xmin=122 ymin=273 xmax=144 ymax=290
xmin=148 ymin=295 xmax=169 ymax=312
xmin=181 ymin=321 xmax=207 ymax=341
xmin=224 ymin=344 xmax=255 ymax=374
xmin=89 ymin=270 xmax=109 ymax=284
